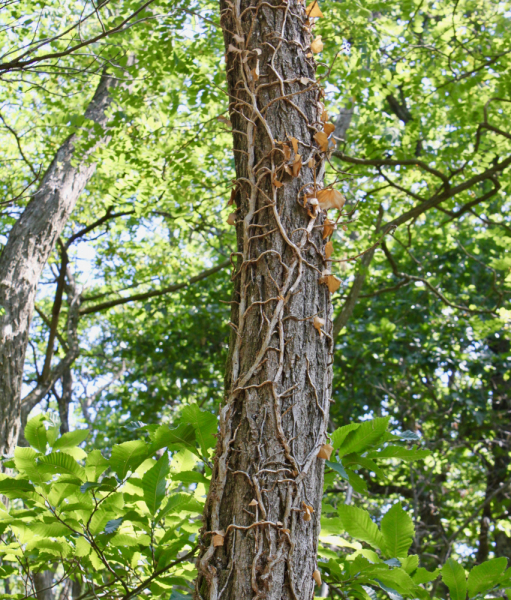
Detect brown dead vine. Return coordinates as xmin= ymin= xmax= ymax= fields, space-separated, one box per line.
xmin=194 ymin=0 xmax=342 ymax=597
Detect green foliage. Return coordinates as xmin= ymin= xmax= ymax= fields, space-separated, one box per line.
xmin=0 ymin=415 xmax=209 ymax=599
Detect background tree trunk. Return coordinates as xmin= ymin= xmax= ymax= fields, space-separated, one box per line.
xmin=196 ymin=1 xmax=333 ymax=598
xmin=0 ymin=70 xmax=119 ymax=455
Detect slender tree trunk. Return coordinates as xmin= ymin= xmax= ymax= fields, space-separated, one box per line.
xmin=0 ymin=70 xmax=119 ymax=454
xmin=196 ymin=1 xmax=333 ymax=598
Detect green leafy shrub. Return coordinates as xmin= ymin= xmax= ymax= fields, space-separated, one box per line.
xmin=0 ymin=414 xmax=508 ymax=600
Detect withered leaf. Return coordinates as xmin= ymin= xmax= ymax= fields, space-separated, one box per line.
xmin=305 ymin=1 xmax=324 ymax=17
xmin=325 ymin=240 xmax=334 ymax=259
xmin=308 ymin=156 xmax=315 ymax=168
xmin=227 ymin=213 xmax=236 ymax=225
xmin=324 ymin=122 xmax=335 ymax=135
xmin=322 ymin=218 xmax=335 ymax=239
xmin=300 ymin=76 xmax=310 ymax=85
xmin=227 ymin=188 xmax=236 ymax=206
xmin=292 ymin=154 xmax=302 ymax=177
xmin=313 ymin=316 xmax=325 ymax=336
xmin=313 ymin=570 xmax=322 ymax=586
xmin=289 ymin=136 xmax=299 ymax=154
xmin=317 ymin=443 xmax=334 ymax=460
xmin=213 ymin=530 xmax=225 ymax=547
xmin=321 ymin=109 xmax=329 ymax=122
xmin=306 ymin=52 xmax=313 ymax=58
xmin=326 ymin=274 xmax=341 ymax=293
xmin=282 ymin=143 xmax=291 ymax=161
xmin=313 ymin=131 xmax=329 ymax=152
xmin=273 ymin=177 xmax=283 ymax=188
xmin=317 ymin=188 xmax=346 ymax=211
xmin=311 ymin=36 xmax=324 ymax=53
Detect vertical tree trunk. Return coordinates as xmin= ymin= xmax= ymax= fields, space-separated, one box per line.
xmin=0 ymin=70 xmax=119 ymax=455
xmin=196 ymin=1 xmax=333 ymax=598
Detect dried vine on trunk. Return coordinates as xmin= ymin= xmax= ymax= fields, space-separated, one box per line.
xmin=195 ymin=0 xmax=340 ymax=597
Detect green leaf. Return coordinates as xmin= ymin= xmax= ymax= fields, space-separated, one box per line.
xmin=413 ymin=567 xmax=440 ymax=585
xmin=181 ymin=404 xmax=217 ymax=457
xmin=381 ymin=503 xmax=414 ymax=558
xmin=171 ymin=471 xmax=210 ymax=486
xmin=24 ymin=415 xmax=47 ymax=453
xmin=110 ymin=440 xmax=149 ymax=479
xmin=326 ymin=459 xmax=349 ymax=480
xmin=442 ymin=558 xmax=467 ymax=600
xmin=32 ymin=520 xmax=70 ymax=537
xmin=157 ymin=492 xmax=200 ymax=522
xmin=337 ymin=505 xmax=385 ymax=550
xmin=338 ymin=417 xmax=390 ymax=457
xmin=104 ymin=517 xmax=123 ymax=534
xmin=467 ymin=557 xmax=507 ymax=598
xmin=366 ymin=446 xmax=430 ymax=461
xmin=53 ymin=429 xmax=89 ymax=450
xmin=142 ymin=452 xmax=169 ymax=515
xmin=151 ymin=423 xmax=196 ymax=453
xmin=38 ymin=452 xmax=86 ymax=481
xmin=331 ymin=423 xmax=360 ymax=450
xmin=0 ymin=477 xmax=34 ymax=493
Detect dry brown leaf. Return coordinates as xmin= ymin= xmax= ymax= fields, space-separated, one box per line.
xmin=305 ymin=1 xmax=324 ymax=17
xmin=326 ymin=274 xmax=341 ymax=293
xmin=227 ymin=213 xmax=236 ymax=226
xmin=317 ymin=188 xmax=346 ymax=211
xmin=325 ymin=240 xmax=334 ymax=259
xmin=292 ymin=154 xmax=302 ymax=177
xmin=321 ymin=109 xmax=329 ymax=122
xmin=227 ymin=188 xmax=236 ymax=206
xmin=217 ymin=115 xmax=232 ymax=126
xmin=289 ymin=136 xmax=299 ymax=154
xmin=284 ymin=165 xmax=293 ymax=176
xmin=251 ymin=62 xmax=259 ymax=81
xmin=306 ymin=52 xmax=313 ymax=58
xmin=282 ymin=143 xmax=291 ymax=161
xmin=313 ymin=316 xmax=325 ymax=336
xmin=324 ymin=122 xmax=335 ymax=135
xmin=308 ymin=156 xmax=315 ymax=168
xmin=248 ymin=499 xmax=258 ymax=506
xmin=300 ymin=76 xmax=310 ymax=85
xmin=213 ymin=531 xmax=225 ymax=547
xmin=314 ymin=131 xmax=329 ymax=152
xmin=323 ymin=219 xmax=336 ymax=239
xmin=273 ymin=177 xmax=283 ymax=188
xmin=311 ymin=36 xmax=324 ymax=53
xmin=233 ymin=33 xmax=245 ymax=43
xmin=312 ymin=570 xmax=322 ymax=586
xmin=282 ymin=528 xmax=290 ymax=534
xmin=317 ymin=443 xmax=334 ymax=460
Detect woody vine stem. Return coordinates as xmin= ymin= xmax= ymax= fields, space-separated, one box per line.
xmin=195 ymin=0 xmax=345 ymax=597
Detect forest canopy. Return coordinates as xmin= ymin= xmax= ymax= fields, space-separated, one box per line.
xmin=0 ymin=0 xmax=510 ymax=599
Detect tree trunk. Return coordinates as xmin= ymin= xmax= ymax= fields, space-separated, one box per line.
xmin=195 ymin=2 xmax=333 ymax=598
xmin=0 ymin=70 xmax=119 ymax=455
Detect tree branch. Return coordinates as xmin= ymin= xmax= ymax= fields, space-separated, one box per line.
xmin=79 ymin=259 xmax=230 ymax=315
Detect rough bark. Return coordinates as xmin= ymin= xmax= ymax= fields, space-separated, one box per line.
xmin=195 ymin=1 xmax=333 ymax=599
xmin=0 ymin=70 xmax=119 ymax=455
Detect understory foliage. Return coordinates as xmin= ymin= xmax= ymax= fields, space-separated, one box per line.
xmin=0 ymin=416 xmax=509 ymax=600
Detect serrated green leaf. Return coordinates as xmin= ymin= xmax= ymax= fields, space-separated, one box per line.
xmin=413 ymin=567 xmax=440 ymax=585
xmin=32 ymin=520 xmax=70 ymax=537
xmin=171 ymin=471 xmax=210 ymax=486
xmin=52 ymin=429 xmax=89 ymax=450
xmin=181 ymin=404 xmax=217 ymax=457
xmin=326 ymin=459 xmax=349 ymax=480
xmin=151 ymin=423 xmax=197 ymax=453
xmin=38 ymin=452 xmax=86 ymax=481
xmin=381 ymin=503 xmax=414 ymax=558
xmin=24 ymin=415 xmax=47 ymax=453
xmin=337 ymin=505 xmax=385 ymax=550
xmin=104 ymin=517 xmax=123 ymax=534
xmin=366 ymin=446 xmax=430 ymax=462
xmin=338 ymin=417 xmax=390 ymax=457
xmin=110 ymin=440 xmax=148 ymax=479
xmin=142 ymin=452 xmax=169 ymax=515
xmin=0 ymin=477 xmax=34 ymax=493
xmin=467 ymin=557 xmax=507 ymax=598
xmin=331 ymin=423 xmax=360 ymax=450
xmin=442 ymin=558 xmax=467 ymax=600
